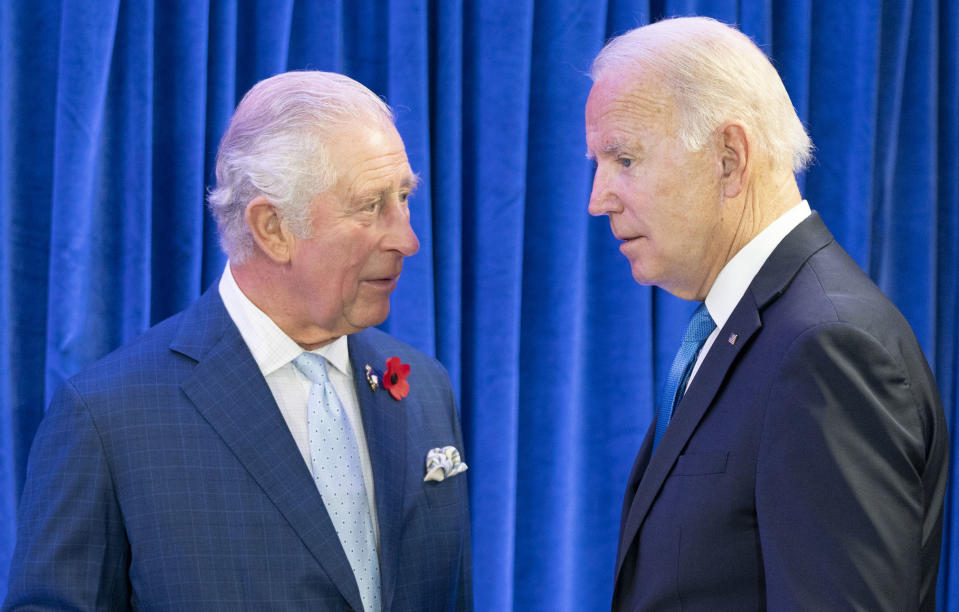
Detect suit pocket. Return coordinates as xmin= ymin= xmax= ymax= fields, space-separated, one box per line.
xmin=423 ymin=478 xmax=463 ymax=509
xmin=674 ymin=451 xmax=728 ymax=475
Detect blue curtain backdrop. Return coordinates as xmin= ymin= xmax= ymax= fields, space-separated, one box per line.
xmin=1 ymin=0 xmax=957 ymax=609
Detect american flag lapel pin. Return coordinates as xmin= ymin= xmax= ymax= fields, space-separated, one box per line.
xmin=728 ymin=333 xmax=739 ymax=345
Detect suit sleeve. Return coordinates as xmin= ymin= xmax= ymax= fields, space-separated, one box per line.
xmin=4 ymin=381 xmax=130 ymax=611
xmin=755 ymin=322 xmax=932 ymax=610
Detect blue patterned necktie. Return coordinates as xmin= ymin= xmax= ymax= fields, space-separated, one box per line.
xmin=653 ymin=303 xmax=716 ymax=450
xmin=293 ymin=353 xmax=381 ymax=612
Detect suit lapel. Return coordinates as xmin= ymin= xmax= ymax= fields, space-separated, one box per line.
xmin=348 ymin=331 xmax=408 ymax=612
xmin=172 ymin=289 xmax=365 ymax=612
xmin=613 ymin=213 xmax=835 ymax=587
xmin=614 ymin=296 xmax=762 ymax=584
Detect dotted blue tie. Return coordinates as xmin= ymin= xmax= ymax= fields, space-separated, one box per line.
xmin=653 ymin=303 xmax=716 ymax=450
xmin=293 ymin=353 xmax=381 ymax=612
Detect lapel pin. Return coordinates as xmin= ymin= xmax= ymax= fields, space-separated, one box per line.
xmin=364 ymin=365 xmax=379 ymax=391
xmin=728 ymin=333 xmax=739 ymax=345
xmin=383 ymin=356 xmax=411 ymax=401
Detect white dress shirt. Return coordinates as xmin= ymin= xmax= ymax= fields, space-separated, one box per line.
xmin=689 ymin=201 xmax=812 ymax=385
xmin=218 ymin=265 xmax=379 ymax=540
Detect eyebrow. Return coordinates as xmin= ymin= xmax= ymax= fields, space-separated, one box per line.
xmin=403 ymin=173 xmax=422 ymax=193
xmin=585 ymin=141 xmax=626 ymax=161
xmin=365 ymin=173 xmax=421 ymax=204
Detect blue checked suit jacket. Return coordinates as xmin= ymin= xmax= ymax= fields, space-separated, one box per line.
xmin=611 ymin=214 xmax=948 ymax=611
xmin=5 ymin=288 xmax=472 ymax=611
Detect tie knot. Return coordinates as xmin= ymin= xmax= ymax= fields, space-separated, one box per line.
xmin=683 ymin=303 xmax=716 ymax=345
xmin=292 ymin=352 xmax=331 ymax=384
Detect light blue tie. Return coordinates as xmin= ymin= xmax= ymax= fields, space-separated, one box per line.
xmin=653 ymin=303 xmax=716 ymax=450
xmin=293 ymin=353 xmax=381 ymax=612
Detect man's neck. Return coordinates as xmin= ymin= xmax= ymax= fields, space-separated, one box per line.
xmin=690 ymin=172 xmax=803 ymax=301
xmin=230 ymin=258 xmax=341 ymax=349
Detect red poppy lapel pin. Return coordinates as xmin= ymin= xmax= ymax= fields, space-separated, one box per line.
xmin=366 ymin=357 xmax=411 ymax=400
xmin=382 ymin=356 xmax=411 ymax=400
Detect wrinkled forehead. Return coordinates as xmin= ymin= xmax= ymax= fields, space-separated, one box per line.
xmin=329 ymin=121 xmax=415 ymax=189
xmin=327 ymin=115 xmax=400 ymax=150
xmin=588 ymin=70 xmax=673 ymax=120
xmin=586 ymin=73 xmax=675 ymax=150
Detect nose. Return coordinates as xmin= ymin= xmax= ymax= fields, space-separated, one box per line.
xmin=384 ymin=202 xmax=420 ymax=256
xmin=588 ymin=166 xmax=617 ymax=216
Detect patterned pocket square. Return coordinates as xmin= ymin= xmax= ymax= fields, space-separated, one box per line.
xmin=424 ymin=446 xmax=468 ymax=482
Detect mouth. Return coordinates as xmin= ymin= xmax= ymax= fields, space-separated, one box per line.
xmin=615 ymin=233 xmax=647 ymax=257
xmin=613 ymin=231 xmax=643 ymax=244
xmin=611 ymin=225 xmax=640 ymax=242
xmin=361 ymin=274 xmax=401 ymax=291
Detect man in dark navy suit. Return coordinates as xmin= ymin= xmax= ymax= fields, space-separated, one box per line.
xmin=6 ymin=71 xmax=471 ymax=611
xmin=586 ymin=17 xmax=947 ymax=611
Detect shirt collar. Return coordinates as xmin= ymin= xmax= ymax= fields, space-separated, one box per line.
xmin=218 ymin=264 xmax=352 ymax=378
xmin=704 ymin=200 xmax=811 ymax=329
xmin=312 ymin=333 xmax=352 ymax=378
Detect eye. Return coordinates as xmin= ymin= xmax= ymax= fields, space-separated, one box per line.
xmin=618 ymin=157 xmax=632 ymax=168
xmin=361 ymin=200 xmax=380 ymax=213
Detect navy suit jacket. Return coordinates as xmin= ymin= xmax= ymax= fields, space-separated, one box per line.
xmin=5 ymin=288 xmax=472 ymax=611
xmin=612 ymin=214 xmax=948 ymax=611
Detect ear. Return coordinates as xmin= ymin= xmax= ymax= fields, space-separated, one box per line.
xmin=245 ymin=196 xmax=296 ymax=264
xmin=718 ymin=122 xmax=748 ymax=198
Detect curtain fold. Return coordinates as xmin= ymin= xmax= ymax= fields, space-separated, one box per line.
xmin=461 ymin=2 xmax=535 ymax=608
xmin=429 ymin=0 xmax=464 ymax=391
xmin=45 ymin=1 xmax=122 ymax=400
xmin=1 ymin=1 xmax=956 ymax=609
xmin=512 ymin=4 xmax=599 ymax=607
xmin=152 ymin=0 xmax=210 ymax=321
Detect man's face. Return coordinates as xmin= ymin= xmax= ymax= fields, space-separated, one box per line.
xmin=287 ymin=122 xmax=420 ymax=341
xmin=586 ymin=72 xmax=726 ymax=300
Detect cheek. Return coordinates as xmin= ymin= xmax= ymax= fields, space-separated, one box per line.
xmin=340 ymin=261 xmax=366 ymax=293
xmin=616 ymin=175 xmax=653 ymax=214
xmin=623 ymin=176 xmax=675 ymax=228
xmin=341 ymin=243 xmax=379 ymax=286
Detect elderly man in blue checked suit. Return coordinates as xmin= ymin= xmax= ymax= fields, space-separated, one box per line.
xmin=6 ymin=71 xmax=471 ymax=611
xmin=586 ymin=17 xmax=948 ymax=611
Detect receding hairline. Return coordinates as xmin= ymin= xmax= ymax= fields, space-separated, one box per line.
xmin=311 ymin=120 xmax=421 ymax=215
xmin=585 ymin=69 xmax=681 ymax=158
xmin=591 ymin=16 xmax=766 ymax=77
xmin=588 ymin=16 xmax=813 ymax=172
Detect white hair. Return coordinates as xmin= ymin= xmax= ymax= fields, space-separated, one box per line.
xmin=207 ymin=71 xmax=394 ymax=264
xmin=591 ymin=17 xmax=812 ymax=173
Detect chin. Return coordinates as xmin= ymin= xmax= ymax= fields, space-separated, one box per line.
xmin=628 ymin=264 xmax=656 ymax=287
xmin=348 ymin=303 xmax=391 ymax=330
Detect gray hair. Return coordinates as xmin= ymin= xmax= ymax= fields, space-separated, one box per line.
xmin=208 ymin=71 xmax=394 ymax=263
xmin=591 ymin=17 xmax=812 ymax=173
